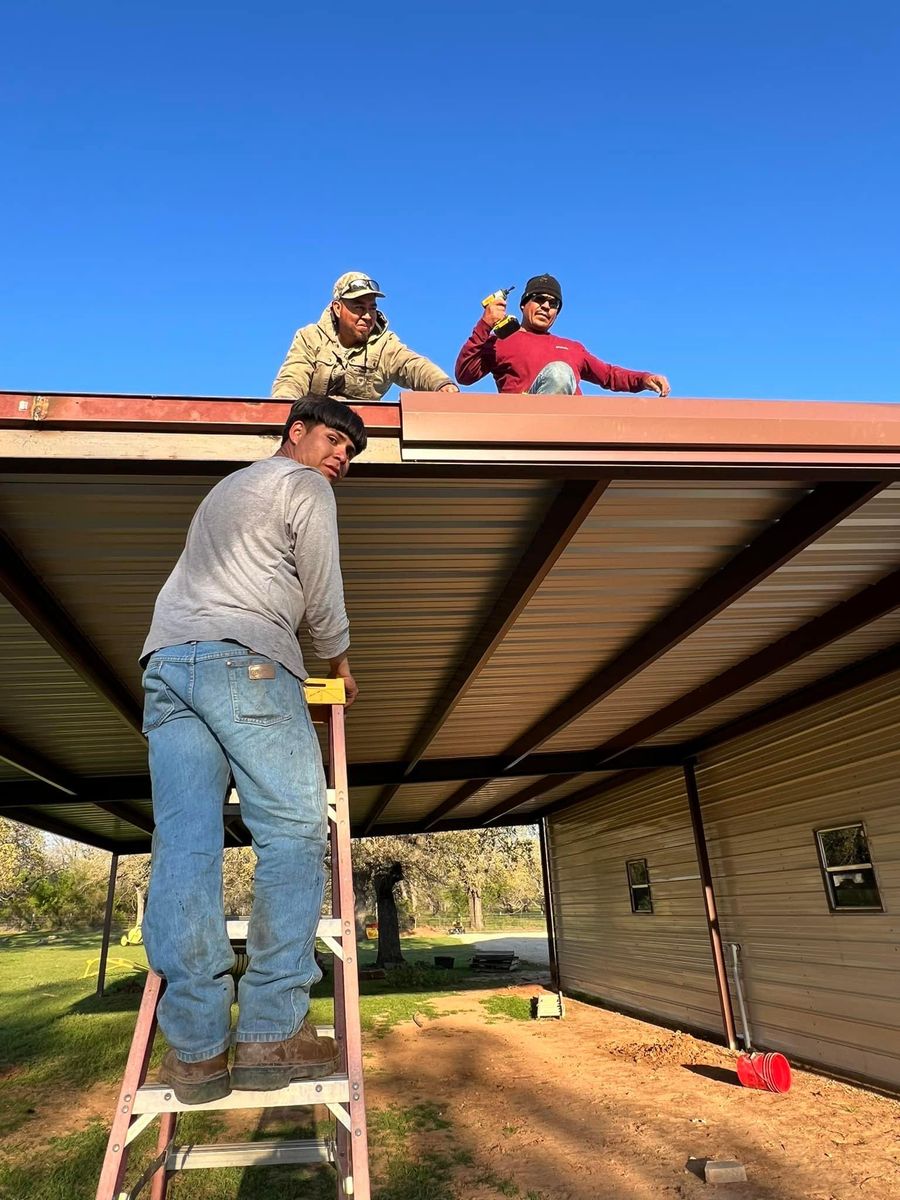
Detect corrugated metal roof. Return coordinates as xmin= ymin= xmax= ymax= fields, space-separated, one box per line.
xmin=0 ymin=391 xmax=897 ymax=847
xmin=426 ymin=481 xmax=804 ymax=758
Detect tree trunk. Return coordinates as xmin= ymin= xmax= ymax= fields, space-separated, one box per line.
xmin=374 ymin=862 xmax=405 ymax=969
xmin=352 ymin=871 xmax=370 ymax=943
xmin=467 ymin=886 xmax=484 ymax=932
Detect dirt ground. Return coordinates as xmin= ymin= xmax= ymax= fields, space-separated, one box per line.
xmin=361 ymin=983 xmax=900 ymax=1200
xmin=22 ymin=976 xmax=899 ymax=1198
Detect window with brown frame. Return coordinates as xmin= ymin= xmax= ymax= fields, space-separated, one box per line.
xmin=815 ymin=823 xmax=883 ymax=912
xmin=626 ymin=858 xmax=653 ymax=913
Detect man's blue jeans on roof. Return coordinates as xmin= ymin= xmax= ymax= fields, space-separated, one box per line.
xmin=142 ymin=641 xmax=326 ymax=1063
xmin=527 ymin=361 xmax=578 ymax=395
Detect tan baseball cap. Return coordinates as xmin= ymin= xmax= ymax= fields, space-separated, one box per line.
xmin=332 ymin=271 xmax=385 ymax=301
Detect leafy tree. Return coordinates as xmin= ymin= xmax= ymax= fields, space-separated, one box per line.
xmin=0 ymin=817 xmax=45 ymax=923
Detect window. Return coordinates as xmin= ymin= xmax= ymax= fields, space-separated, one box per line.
xmin=815 ymin=823 xmax=883 ymax=912
xmin=626 ymin=858 xmax=653 ymax=913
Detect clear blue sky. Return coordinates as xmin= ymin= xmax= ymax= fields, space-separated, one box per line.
xmin=2 ymin=1 xmax=898 ymax=403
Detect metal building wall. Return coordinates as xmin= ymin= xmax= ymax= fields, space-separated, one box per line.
xmin=549 ymin=670 xmax=900 ymax=1089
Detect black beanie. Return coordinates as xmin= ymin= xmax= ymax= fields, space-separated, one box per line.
xmin=522 ymin=274 xmax=563 ymax=310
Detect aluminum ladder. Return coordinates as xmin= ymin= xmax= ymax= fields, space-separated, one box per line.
xmin=95 ymin=683 xmax=371 ymax=1199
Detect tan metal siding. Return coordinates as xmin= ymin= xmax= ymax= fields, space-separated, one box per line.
xmin=550 ymin=669 xmax=900 ymax=1088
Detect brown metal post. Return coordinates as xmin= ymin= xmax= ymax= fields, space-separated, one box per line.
xmin=96 ymin=853 xmax=119 ymax=998
xmin=537 ymin=819 xmax=559 ymax=991
xmin=683 ymin=760 xmax=738 ymax=1051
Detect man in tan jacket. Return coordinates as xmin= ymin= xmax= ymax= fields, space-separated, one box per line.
xmin=271 ymin=272 xmax=458 ymax=403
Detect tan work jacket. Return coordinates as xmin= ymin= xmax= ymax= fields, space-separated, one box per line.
xmin=271 ymin=308 xmax=452 ymax=402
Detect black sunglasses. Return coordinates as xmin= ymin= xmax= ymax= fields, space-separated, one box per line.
xmin=525 ymin=293 xmax=560 ymax=310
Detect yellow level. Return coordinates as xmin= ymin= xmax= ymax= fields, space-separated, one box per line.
xmin=303 ymin=677 xmax=346 ymax=705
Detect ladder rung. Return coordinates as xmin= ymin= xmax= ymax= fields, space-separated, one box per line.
xmin=133 ymin=1074 xmax=349 ymax=1114
xmin=169 ymin=1137 xmax=333 ymax=1170
xmin=226 ymin=917 xmax=341 ymax=940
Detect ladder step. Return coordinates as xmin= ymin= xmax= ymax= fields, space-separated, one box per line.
xmin=134 ymin=1074 xmax=350 ymax=1114
xmin=226 ymin=917 xmax=342 ymax=940
xmin=169 ymin=1137 xmax=334 ymax=1170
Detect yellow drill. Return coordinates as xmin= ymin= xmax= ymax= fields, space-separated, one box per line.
xmin=481 ymin=286 xmax=520 ymax=338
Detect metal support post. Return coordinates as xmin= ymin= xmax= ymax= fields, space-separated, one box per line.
xmin=537 ymin=819 xmax=560 ymax=991
xmin=682 ymin=760 xmax=738 ymax=1051
xmin=96 ymin=852 xmax=119 ymax=998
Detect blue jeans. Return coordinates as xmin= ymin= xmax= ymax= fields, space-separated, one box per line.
xmin=528 ymin=361 xmax=578 ymax=394
xmin=142 ymin=641 xmax=327 ymax=1062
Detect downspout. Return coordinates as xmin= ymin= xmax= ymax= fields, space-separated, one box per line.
xmin=683 ymin=759 xmax=738 ymax=1051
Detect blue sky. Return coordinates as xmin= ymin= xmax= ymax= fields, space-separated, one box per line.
xmin=1 ymin=1 xmax=897 ymax=403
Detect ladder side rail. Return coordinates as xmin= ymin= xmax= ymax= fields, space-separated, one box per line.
xmin=95 ymin=970 xmax=164 ymax=1200
xmin=329 ymin=704 xmax=372 ymax=1200
xmin=148 ymin=1111 xmax=176 ymax=1200
xmin=328 ymin=707 xmax=352 ymax=1195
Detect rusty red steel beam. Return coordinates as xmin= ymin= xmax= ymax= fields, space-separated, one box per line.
xmin=0 ymin=392 xmax=400 ymax=437
xmin=424 ymin=480 xmax=884 ymax=829
xmin=364 ymin=478 xmax=610 ymax=835
xmin=400 ymin=393 xmax=900 ymax=466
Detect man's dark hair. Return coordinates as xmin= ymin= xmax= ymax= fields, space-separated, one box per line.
xmin=280 ymin=395 xmax=368 ymax=456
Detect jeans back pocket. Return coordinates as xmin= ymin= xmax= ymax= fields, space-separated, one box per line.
xmin=227 ymin=657 xmax=296 ymax=726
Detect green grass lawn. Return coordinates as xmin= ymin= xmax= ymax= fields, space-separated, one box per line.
xmin=0 ymin=929 xmax=540 ymax=1200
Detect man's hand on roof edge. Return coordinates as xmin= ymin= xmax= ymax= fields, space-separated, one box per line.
xmin=438 ymin=383 xmax=459 ymax=392
xmin=643 ymin=374 xmax=671 ymax=397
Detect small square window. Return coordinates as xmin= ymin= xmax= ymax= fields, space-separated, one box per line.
xmin=815 ymin=823 xmax=883 ymax=912
xmin=626 ymin=858 xmax=653 ymax=913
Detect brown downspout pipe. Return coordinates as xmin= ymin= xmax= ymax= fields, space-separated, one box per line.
xmin=538 ymin=818 xmax=560 ymax=991
xmin=683 ymin=760 xmax=738 ymax=1050
xmin=96 ymin=852 xmax=119 ymax=999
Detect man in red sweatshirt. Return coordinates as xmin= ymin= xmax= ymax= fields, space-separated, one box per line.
xmin=454 ymin=273 xmax=670 ymax=397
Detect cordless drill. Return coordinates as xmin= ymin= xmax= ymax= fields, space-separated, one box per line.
xmin=481 ymin=286 xmax=520 ymax=338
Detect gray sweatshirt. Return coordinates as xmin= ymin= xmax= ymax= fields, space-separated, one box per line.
xmin=142 ymin=456 xmax=349 ymax=679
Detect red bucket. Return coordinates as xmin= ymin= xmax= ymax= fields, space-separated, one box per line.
xmin=736 ymin=1051 xmax=792 ymax=1093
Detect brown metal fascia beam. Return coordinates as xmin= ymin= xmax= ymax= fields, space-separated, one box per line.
xmin=1 ymin=806 xmax=117 ymax=851
xmin=363 ymin=478 xmax=610 ymax=835
xmin=0 ymin=532 xmax=144 ymax=737
xmin=0 ymin=732 xmax=81 ymax=795
xmin=421 ymin=480 xmax=883 ymax=828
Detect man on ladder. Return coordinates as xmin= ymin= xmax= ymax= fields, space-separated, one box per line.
xmin=139 ymin=394 xmax=365 ymax=1103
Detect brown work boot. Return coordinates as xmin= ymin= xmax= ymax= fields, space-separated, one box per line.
xmin=157 ymin=1048 xmax=231 ymax=1104
xmin=231 ymin=1019 xmax=338 ymax=1091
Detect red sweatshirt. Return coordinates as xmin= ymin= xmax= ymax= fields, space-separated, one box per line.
xmin=454 ymin=317 xmax=649 ymax=395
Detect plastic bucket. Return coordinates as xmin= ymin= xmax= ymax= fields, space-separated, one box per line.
xmin=736 ymin=1051 xmax=792 ymax=1093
